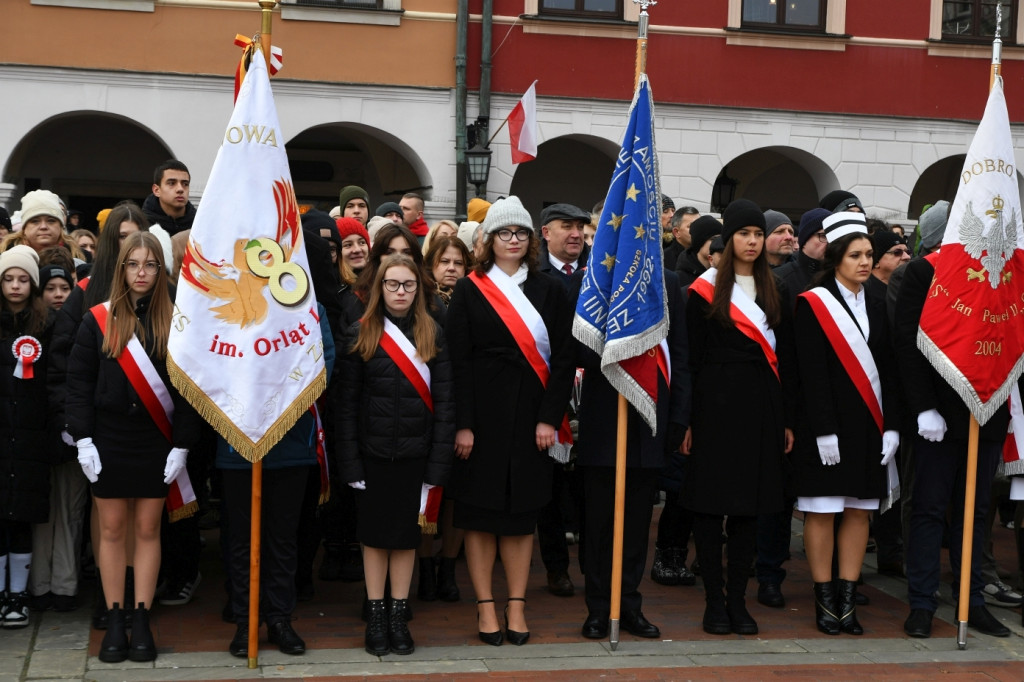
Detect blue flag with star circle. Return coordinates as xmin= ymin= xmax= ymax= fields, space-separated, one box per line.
xmin=572 ymin=73 xmax=668 ymax=434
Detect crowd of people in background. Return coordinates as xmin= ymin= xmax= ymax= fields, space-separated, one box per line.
xmin=0 ymin=158 xmax=1022 ymax=664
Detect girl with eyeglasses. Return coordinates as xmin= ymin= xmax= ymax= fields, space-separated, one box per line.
xmin=337 ymin=253 xmax=454 ymax=656
xmin=445 ymin=196 xmax=574 ymax=646
xmin=66 ymin=231 xmax=200 ymax=663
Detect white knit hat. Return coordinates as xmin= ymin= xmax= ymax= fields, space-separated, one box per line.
xmin=0 ymin=244 xmax=41 ymax=287
xmin=19 ymin=190 xmax=65 ymax=228
xmin=481 ymin=196 xmax=533 ymax=235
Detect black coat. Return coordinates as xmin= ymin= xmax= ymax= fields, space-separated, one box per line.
xmin=664 ymin=240 xmax=684 ymax=275
xmin=775 ymin=250 xmax=822 ymax=311
xmin=0 ymin=308 xmax=58 ymax=523
xmin=142 ymin=193 xmax=196 ymax=236
xmin=674 ymin=249 xmax=706 ymax=290
xmin=682 ymin=279 xmax=797 ymax=516
xmin=336 ymin=314 xmax=455 ymax=487
xmin=894 ymin=257 xmax=1010 ymax=442
xmin=792 ymin=278 xmax=900 ymax=499
xmin=446 ymin=269 xmax=575 ymax=514
xmin=574 ymin=270 xmax=691 ymax=469
xmin=65 ymin=296 xmax=201 ymax=451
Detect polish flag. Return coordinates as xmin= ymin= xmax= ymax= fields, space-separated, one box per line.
xmin=509 ymin=80 xmax=538 ymax=164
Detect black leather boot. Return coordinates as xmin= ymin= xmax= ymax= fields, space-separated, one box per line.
xmin=436 ymin=557 xmax=460 ymax=602
xmin=813 ymin=581 xmax=840 ymax=635
xmin=725 ymin=516 xmax=757 ymax=635
xmin=388 ymin=598 xmax=415 ymax=654
xmin=417 ymin=558 xmax=438 ymax=601
xmin=836 ymin=578 xmax=863 ymax=635
xmin=364 ymin=599 xmax=389 ymax=656
xmin=98 ymin=602 xmax=129 ymax=663
xmin=128 ymin=602 xmax=157 ymax=662
xmin=694 ymin=515 xmax=730 ymax=635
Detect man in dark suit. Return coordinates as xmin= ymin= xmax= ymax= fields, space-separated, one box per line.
xmin=539 ymin=203 xmax=592 ymax=286
xmin=571 ymin=270 xmax=691 ymax=639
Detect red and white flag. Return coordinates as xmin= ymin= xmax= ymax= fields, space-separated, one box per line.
xmin=168 ymin=51 xmax=328 ymax=461
xmin=917 ymin=77 xmax=1024 ymax=425
xmin=509 ymin=80 xmax=539 ymax=164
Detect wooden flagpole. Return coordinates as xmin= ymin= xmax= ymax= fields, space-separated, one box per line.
xmin=956 ymin=6 xmax=1002 ymax=651
xmin=246 ymin=1 xmax=276 ymax=668
xmin=609 ymin=0 xmax=655 ymax=652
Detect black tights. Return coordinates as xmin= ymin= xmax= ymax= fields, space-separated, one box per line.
xmin=692 ymin=513 xmax=757 ymax=604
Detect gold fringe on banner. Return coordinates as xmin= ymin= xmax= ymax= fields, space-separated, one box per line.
xmin=167 ymin=354 xmax=328 ymax=463
xmin=168 ymin=499 xmax=199 ymax=523
xmin=418 ymin=515 xmax=437 ymax=535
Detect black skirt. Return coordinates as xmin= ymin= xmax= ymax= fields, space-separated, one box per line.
xmin=357 ymin=456 xmax=426 ymax=550
xmin=91 ymin=416 xmax=169 ymax=499
xmin=452 ymin=500 xmax=539 ymax=536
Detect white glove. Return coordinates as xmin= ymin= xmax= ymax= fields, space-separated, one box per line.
xmin=349 ymin=480 xmax=366 ymax=490
xmin=917 ymin=409 xmax=947 ymax=442
xmin=61 ymin=430 xmax=75 ymax=447
xmin=880 ymin=430 xmax=900 ymax=465
xmin=163 ymin=447 xmax=188 ymax=485
xmin=816 ymin=434 xmax=840 ymax=466
xmin=76 ymin=437 xmax=101 ymax=483
xmin=423 ymin=483 xmax=436 ymax=491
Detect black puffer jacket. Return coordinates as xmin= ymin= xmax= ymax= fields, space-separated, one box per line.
xmin=0 ymin=307 xmax=59 ymax=523
xmin=336 ymin=313 xmax=455 ymax=486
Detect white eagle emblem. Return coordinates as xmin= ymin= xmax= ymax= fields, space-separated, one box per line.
xmin=959 ymin=196 xmax=1018 ymax=289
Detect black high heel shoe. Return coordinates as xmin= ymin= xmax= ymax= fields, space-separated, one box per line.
xmin=476 ymin=599 xmax=503 ymax=646
xmin=504 ymin=597 xmax=530 ymax=646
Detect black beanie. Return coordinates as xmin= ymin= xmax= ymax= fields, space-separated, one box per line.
xmin=687 ymin=215 xmax=722 ymax=254
xmin=870 ymin=229 xmax=905 ymax=265
xmin=721 ymin=199 xmax=765 ymax=242
xmin=797 ymin=208 xmax=832 ymax=249
xmin=301 ymin=209 xmax=337 ymax=237
xmin=376 ymin=202 xmax=403 ymax=219
xmin=819 ymin=190 xmax=864 ymax=214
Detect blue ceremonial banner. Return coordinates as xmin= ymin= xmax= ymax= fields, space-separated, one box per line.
xmin=573 ymin=73 xmax=668 ymax=433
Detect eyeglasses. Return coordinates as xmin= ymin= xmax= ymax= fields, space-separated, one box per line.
xmin=495 ymin=228 xmax=531 ymax=242
xmin=383 ymin=279 xmax=418 ymax=293
xmin=886 ymin=248 xmax=911 ymax=257
xmin=815 ymin=232 xmax=828 ymax=243
xmin=125 ymin=260 xmax=160 ymax=274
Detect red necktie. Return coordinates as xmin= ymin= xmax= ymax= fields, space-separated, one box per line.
xmin=562 ymin=264 xmax=573 ymax=276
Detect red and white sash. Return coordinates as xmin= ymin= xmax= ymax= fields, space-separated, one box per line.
xmin=689 ymin=268 xmax=779 ymax=380
xmin=380 ymin=317 xmax=433 ymax=413
xmin=467 ymin=268 xmax=574 ymax=450
xmin=90 ymin=302 xmax=197 ymax=521
xmin=1003 ymin=383 xmax=1024 ymax=476
xmin=799 ymin=287 xmax=883 ymax=434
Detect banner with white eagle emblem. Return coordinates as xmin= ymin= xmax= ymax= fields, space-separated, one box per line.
xmin=917 ymin=76 xmax=1024 ymax=425
xmin=167 ymin=52 xmax=327 ymax=461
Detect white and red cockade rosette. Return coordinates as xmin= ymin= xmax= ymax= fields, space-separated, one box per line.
xmin=917 ymin=77 xmax=1024 ymax=425
xmin=12 ymin=335 xmax=41 ymax=380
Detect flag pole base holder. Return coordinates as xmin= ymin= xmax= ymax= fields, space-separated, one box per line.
xmin=609 ymin=619 xmax=619 ymax=651
xmin=957 ymin=621 xmax=968 ymax=649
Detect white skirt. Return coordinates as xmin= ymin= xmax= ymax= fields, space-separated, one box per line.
xmin=797 ymin=496 xmax=880 ymax=514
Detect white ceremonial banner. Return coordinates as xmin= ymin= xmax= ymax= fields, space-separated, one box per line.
xmin=168 ymin=51 xmax=327 ymax=461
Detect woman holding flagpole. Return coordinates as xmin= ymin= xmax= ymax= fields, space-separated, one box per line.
xmin=66 ymin=231 xmax=200 ymax=663
xmin=792 ymin=211 xmax=901 ymax=636
xmin=338 ymin=253 xmax=454 ymax=656
xmin=446 ymin=196 xmax=574 ymax=647
xmin=682 ymin=198 xmax=796 ymax=637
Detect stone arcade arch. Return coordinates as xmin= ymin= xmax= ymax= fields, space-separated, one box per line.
xmin=712 ymin=146 xmax=839 ymax=222
xmin=3 ymin=112 xmax=174 ymax=231
xmin=509 ymin=134 xmax=620 ymax=223
xmin=285 ymin=123 xmax=432 ymax=212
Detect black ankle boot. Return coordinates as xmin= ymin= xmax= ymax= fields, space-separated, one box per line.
xmin=726 ymin=596 xmax=758 ymax=635
xmin=417 ymin=558 xmax=438 ymax=601
xmin=98 ymin=602 xmax=128 ymax=662
xmin=836 ymin=579 xmax=863 ymax=635
xmin=364 ymin=599 xmax=389 ymax=656
xmin=128 ymin=602 xmax=156 ymax=662
xmin=694 ymin=514 xmax=730 ymax=635
xmin=813 ymin=582 xmax=840 ymax=635
xmin=436 ymin=557 xmax=460 ymax=602
xmin=388 ymin=598 xmax=415 ymax=654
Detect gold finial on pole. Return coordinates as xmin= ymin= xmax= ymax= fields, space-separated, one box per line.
xmin=633 ymin=0 xmax=656 ymax=89
xmin=258 ymin=1 xmax=277 ymax=71
xmin=991 ymin=2 xmax=1002 ymax=89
